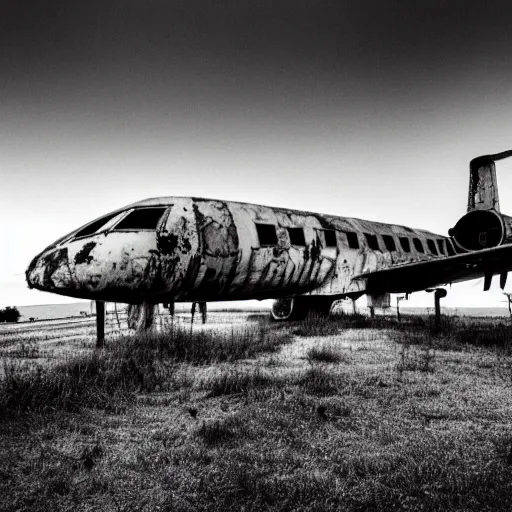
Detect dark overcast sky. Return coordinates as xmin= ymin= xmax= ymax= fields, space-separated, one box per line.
xmin=2 ymin=0 xmax=512 ymax=116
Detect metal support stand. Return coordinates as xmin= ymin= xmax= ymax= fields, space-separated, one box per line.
xmin=396 ymin=295 xmax=406 ymax=323
xmin=96 ymin=300 xmax=105 ymax=348
xmin=434 ymin=289 xmax=447 ymax=331
xmin=114 ymin=302 xmax=121 ymax=330
xmin=199 ymin=302 xmax=207 ymax=324
xmin=191 ymin=302 xmax=196 ymax=328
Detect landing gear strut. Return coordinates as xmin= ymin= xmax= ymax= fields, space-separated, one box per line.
xmin=96 ymin=300 xmax=105 ymax=348
xmin=271 ymin=297 xmax=334 ymax=321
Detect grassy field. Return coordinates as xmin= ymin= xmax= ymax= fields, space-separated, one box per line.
xmin=1 ymin=312 xmax=512 ymax=511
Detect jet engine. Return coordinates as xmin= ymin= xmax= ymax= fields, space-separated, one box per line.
xmin=449 ymin=151 xmax=512 ymax=252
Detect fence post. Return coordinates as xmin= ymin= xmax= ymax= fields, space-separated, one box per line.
xmin=96 ymin=301 xmax=105 ymax=348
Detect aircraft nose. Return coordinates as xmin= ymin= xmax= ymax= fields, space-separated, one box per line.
xmin=26 ymin=254 xmax=40 ymax=289
xmin=26 ymin=247 xmax=74 ymax=293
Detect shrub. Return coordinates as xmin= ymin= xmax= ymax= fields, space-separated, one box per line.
xmin=0 ymin=306 xmax=21 ymax=323
xmin=298 ymin=365 xmax=341 ymax=396
xmin=205 ymin=368 xmax=273 ymax=397
xmin=307 ymin=343 xmax=346 ymax=363
xmin=196 ymin=414 xmax=247 ymax=445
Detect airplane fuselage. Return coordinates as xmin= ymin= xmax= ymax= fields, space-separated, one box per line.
xmin=26 ymin=196 xmax=453 ymax=304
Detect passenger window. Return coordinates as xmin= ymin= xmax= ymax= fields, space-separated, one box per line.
xmin=413 ymin=238 xmax=425 ymax=253
xmin=74 ymin=212 xmax=123 ymax=238
xmin=399 ymin=237 xmax=411 ymax=253
xmin=437 ymin=239 xmax=446 ymax=255
xmin=365 ymin=233 xmax=381 ymax=251
xmin=382 ymin=234 xmax=396 ymax=251
xmin=114 ymin=207 xmax=167 ymax=230
xmin=446 ymin=240 xmax=456 ymax=256
xmin=287 ymin=227 xmax=306 ymax=246
xmin=323 ymin=230 xmax=337 ymax=248
xmin=427 ymin=239 xmax=438 ymax=255
xmin=255 ymin=223 xmax=278 ymax=246
xmin=344 ymin=231 xmax=359 ymax=249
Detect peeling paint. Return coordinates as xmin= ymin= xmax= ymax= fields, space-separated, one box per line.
xmin=26 ymin=195 xmax=455 ymax=305
xmin=43 ymin=248 xmax=69 ymax=289
xmin=74 ymin=242 xmax=97 ymax=264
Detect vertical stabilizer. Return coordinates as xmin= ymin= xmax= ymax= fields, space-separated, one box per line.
xmin=468 ymin=150 xmax=512 ymax=212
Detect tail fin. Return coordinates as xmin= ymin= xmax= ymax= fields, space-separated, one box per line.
xmin=467 ymin=150 xmax=512 ymax=212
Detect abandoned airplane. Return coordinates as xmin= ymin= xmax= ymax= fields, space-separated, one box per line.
xmin=26 ymin=150 xmax=512 ymax=338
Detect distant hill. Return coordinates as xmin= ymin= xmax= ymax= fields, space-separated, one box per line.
xmin=16 ymin=301 xmax=271 ymax=322
xmin=18 ymin=303 xmax=93 ymax=321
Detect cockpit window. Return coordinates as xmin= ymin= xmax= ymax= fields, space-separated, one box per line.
xmin=113 ymin=207 xmax=167 ymax=230
xmin=73 ymin=212 xmax=122 ymax=238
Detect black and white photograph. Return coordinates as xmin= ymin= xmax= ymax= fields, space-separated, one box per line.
xmin=2 ymin=1 xmax=512 ymax=510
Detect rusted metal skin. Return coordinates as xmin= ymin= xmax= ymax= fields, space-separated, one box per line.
xmin=468 ymin=156 xmax=501 ymax=212
xmin=450 ymin=151 xmax=512 ymax=252
xmin=127 ymin=302 xmax=156 ymax=330
xmin=467 ymin=150 xmax=512 ymax=213
xmin=449 ymin=210 xmax=512 ymax=252
xmin=26 ymin=196 xmax=450 ymax=304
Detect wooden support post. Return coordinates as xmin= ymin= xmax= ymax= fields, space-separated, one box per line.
xmin=191 ymin=302 xmax=196 ymax=328
xmin=114 ymin=302 xmax=121 ymax=330
xmin=369 ymin=306 xmax=375 ymax=319
xmin=396 ymin=295 xmax=406 ymax=323
xmin=199 ymin=302 xmax=207 ymax=324
xmin=504 ymin=293 xmax=512 ymax=320
xmin=434 ymin=294 xmax=441 ymax=328
xmin=434 ymin=289 xmax=447 ymax=331
xmin=96 ymin=300 xmax=105 ymax=348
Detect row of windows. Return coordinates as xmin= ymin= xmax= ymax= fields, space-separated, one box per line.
xmin=255 ymin=224 xmax=337 ymax=248
xmin=346 ymin=230 xmax=456 ymax=256
xmin=254 ymin=223 xmax=456 ymax=257
xmin=74 ymin=213 xmax=456 ymax=259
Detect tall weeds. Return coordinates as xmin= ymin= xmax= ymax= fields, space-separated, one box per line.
xmin=293 ymin=312 xmax=392 ymax=337
xmin=0 ymin=324 xmax=292 ymax=415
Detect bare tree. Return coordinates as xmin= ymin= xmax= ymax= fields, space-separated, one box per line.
xmin=503 ymin=293 xmax=512 ymax=319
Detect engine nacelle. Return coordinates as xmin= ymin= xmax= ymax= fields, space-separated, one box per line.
xmin=271 ymin=296 xmax=334 ymax=321
xmin=451 ymin=150 xmax=512 ymax=252
xmin=449 ymin=210 xmax=512 ymax=252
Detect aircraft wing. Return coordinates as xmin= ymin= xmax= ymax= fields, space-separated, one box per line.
xmin=354 ymin=244 xmax=512 ymax=293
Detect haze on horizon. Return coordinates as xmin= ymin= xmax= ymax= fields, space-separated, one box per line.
xmin=2 ymin=1 xmax=512 ymax=309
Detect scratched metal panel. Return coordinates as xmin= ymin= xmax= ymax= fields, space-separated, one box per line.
xmin=187 ymin=199 xmax=240 ymax=299
xmin=157 ymin=199 xmax=200 ymax=298
xmin=27 ymin=231 xmax=161 ymax=301
xmin=71 ymin=232 xmax=159 ymax=295
xmin=27 ymin=195 xmax=452 ymax=304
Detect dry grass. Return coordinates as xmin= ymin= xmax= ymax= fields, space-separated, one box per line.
xmin=0 ymin=323 xmax=292 ymax=415
xmin=1 ymin=313 xmax=512 ymax=511
xmin=306 ymin=342 xmax=348 ymax=363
